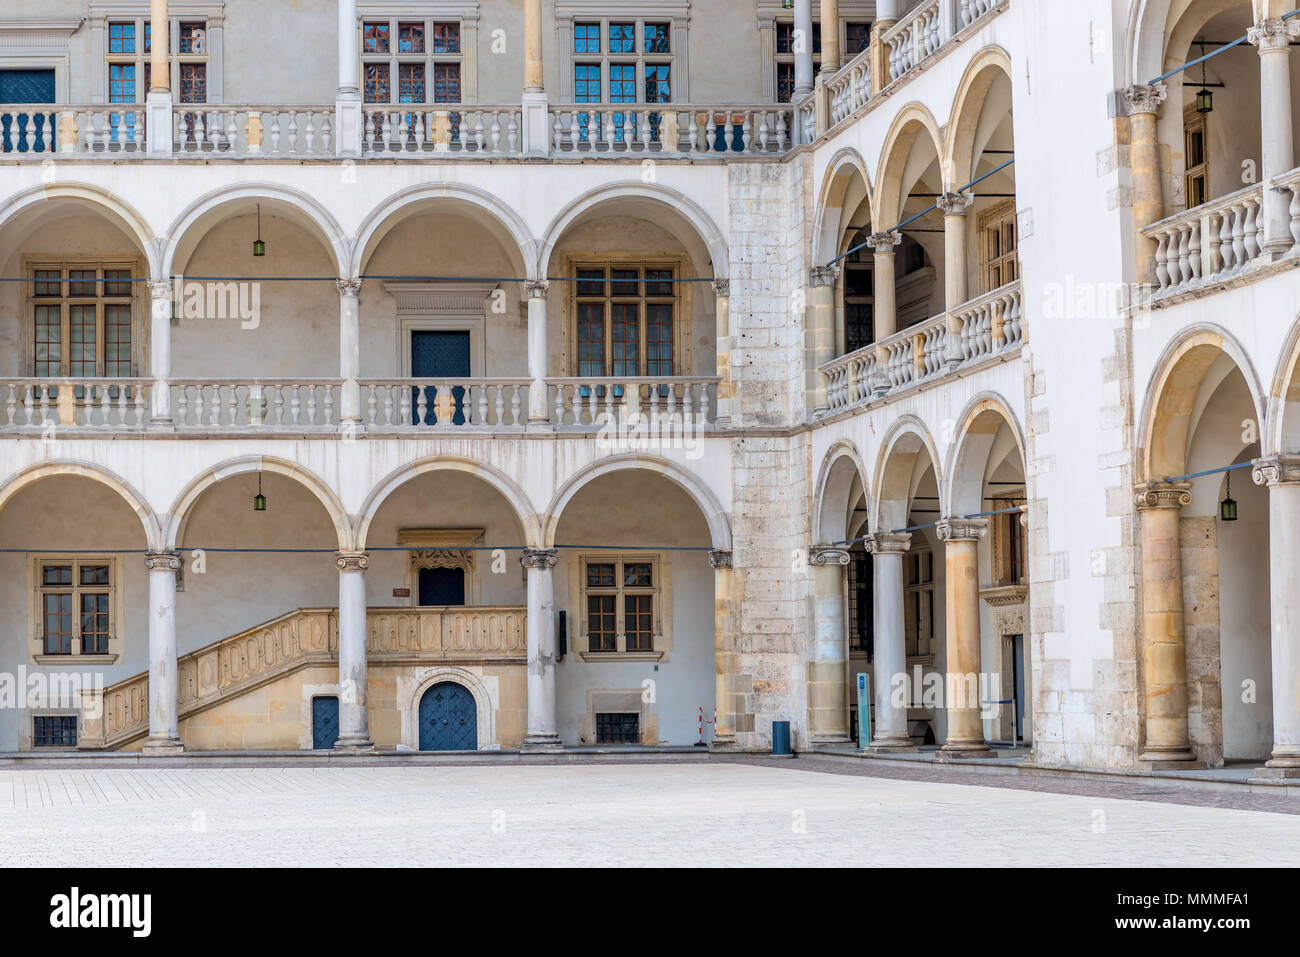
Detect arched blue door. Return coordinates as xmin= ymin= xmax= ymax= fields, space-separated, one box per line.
xmin=418 ymin=682 xmax=477 ymax=751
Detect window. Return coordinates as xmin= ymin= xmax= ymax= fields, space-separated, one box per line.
xmin=106 ymin=18 xmax=207 ymax=104
xmin=978 ymin=199 xmax=1019 ymax=294
xmin=29 ymin=264 xmax=136 ymax=378
xmin=573 ymin=265 xmax=677 ymax=379
xmin=361 ymin=18 xmax=461 ymax=105
xmin=773 ymin=18 xmax=872 ymax=102
xmin=581 ymin=557 xmax=662 ymax=654
xmin=568 ymin=18 xmax=673 ymax=104
xmin=1184 ymin=106 xmax=1209 ymax=210
xmin=848 ymin=549 xmax=873 ymax=654
xmin=33 ymin=715 xmax=78 ymax=748
xmin=843 ymin=230 xmax=874 ymax=353
xmin=595 ymin=712 xmax=640 ymax=744
xmin=845 ymin=21 xmax=872 ymax=56
xmin=905 ymin=550 xmax=935 ymax=657
xmin=38 ymin=560 xmax=114 ymax=656
xmin=991 ymin=501 xmax=1027 ymax=586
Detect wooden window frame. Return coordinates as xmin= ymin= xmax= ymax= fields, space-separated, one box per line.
xmin=561 ymin=13 xmax=681 ymax=103
xmin=24 ymin=259 xmax=142 ymax=379
xmin=565 ymin=258 xmax=688 ymax=378
xmin=977 ymin=198 xmax=1020 ymax=295
xmin=29 ymin=554 xmax=123 ymax=664
xmin=573 ymin=553 xmax=672 ymax=661
xmin=904 ymin=548 xmax=935 ymax=659
xmin=103 ymin=15 xmax=211 ymax=104
xmin=1184 ymin=104 xmax=1209 ymax=211
xmin=360 ymin=15 xmax=464 ymax=105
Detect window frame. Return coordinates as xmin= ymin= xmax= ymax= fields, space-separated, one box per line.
xmin=28 ymin=554 xmax=124 ymax=664
xmin=561 ymin=13 xmax=681 ymax=104
xmin=904 ymin=548 xmax=935 ymax=659
xmin=1183 ymin=104 xmax=1209 ymax=211
xmin=573 ymin=553 xmax=672 ymax=660
xmin=101 ymin=14 xmax=213 ymax=105
xmin=566 ymin=259 xmax=687 ymax=379
xmin=359 ymin=14 xmax=464 ymax=105
xmin=977 ymin=198 xmax=1020 ymax=295
xmin=24 ymin=260 xmax=142 ymax=380
xmin=32 ymin=714 xmax=80 ymax=749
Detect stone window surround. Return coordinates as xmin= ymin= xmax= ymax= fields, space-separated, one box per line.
xmin=0 ymin=19 xmax=82 ymax=103
xmin=579 ymin=687 xmax=660 ymax=746
xmin=357 ymin=1 xmax=479 ymax=103
xmin=396 ymin=527 xmax=485 ymax=607
xmin=28 ymin=554 xmax=124 ymax=665
xmin=22 ymin=256 xmax=146 ymax=379
xmin=398 ymin=666 xmax=500 ymax=750
xmin=757 ymin=0 xmax=873 ymax=103
xmin=569 ymin=551 xmax=673 ymax=661
xmin=89 ymin=1 xmax=225 ymax=104
xmin=385 ymin=281 xmax=496 ymax=378
xmin=555 ymin=0 xmax=690 ymax=103
xmin=977 ymin=197 xmax=1019 ymax=296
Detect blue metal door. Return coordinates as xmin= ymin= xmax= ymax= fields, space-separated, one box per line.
xmin=418 ymin=682 xmax=477 ymax=751
xmin=418 ymin=567 xmax=466 ymax=606
xmin=410 ymin=330 xmax=470 ymax=425
xmin=312 ymin=695 xmax=340 ymax=750
xmin=0 ymin=69 xmax=56 ymax=153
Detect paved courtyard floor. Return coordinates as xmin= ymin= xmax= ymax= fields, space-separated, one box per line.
xmin=1 ymin=759 xmax=1297 ymax=866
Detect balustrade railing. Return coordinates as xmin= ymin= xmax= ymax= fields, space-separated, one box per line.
xmin=172 ymin=380 xmax=341 ymax=429
xmin=1 ymin=106 xmax=147 ymax=154
xmin=1276 ymin=167 xmax=1300 ymax=249
xmin=547 ymin=378 xmax=718 ymax=427
xmin=173 ymin=106 xmax=335 ymax=156
xmin=548 ymin=105 xmax=792 ymax=155
xmin=827 ymin=47 xmax=873 ymax=125
xmin=360 ymin=379 xmax=530 ymax=429
xmin=1145 ymin=184 xmax=1267 ymax=294
xmin=363 ymin=107 xmax=522 ymax=155
xmin=959 ymin=0 xmax=999 ymax=29
xmin=884 ymin=0 xmax=943 ymax=84
xmin=0 ymin=379 xmax=150 ymax=428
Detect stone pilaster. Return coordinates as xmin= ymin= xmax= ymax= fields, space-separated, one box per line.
xmin=808 ymin=546 xmax=851 ymax=747
xmin=710 ymin=548 xmax=739 ymax=750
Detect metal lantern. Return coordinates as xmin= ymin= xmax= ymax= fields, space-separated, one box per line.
xmin=253 ymin=204 xmax=266 ymax=257
xmin=1195 ymin=39 xmax=1213 ymax=115
xmin=254 ymin=471 xmax=267 ymax=512
xmin=1219 ymin=472 xmax=1237 ymax=522
xmin=782 ymin=0 xmax=793 ymax=8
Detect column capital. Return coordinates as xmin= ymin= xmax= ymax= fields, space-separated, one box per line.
xmin=525 ymin=280 xmax=550 ymax=299
xmin=336 ymin=552 xmax=369 ymax=571
xmin=936 ymin=518 xmax=988 ymax=543
xmin=144 ymin=551 xmax=182 ymax=571
xmin=866 ymin=531 xmax=912 ymax=555
xmin=1248 ymin=18 xmax=1299 ymax=52
xmin=148 ymin=279 xmax=173 ymax=300
xmin=867 ymin=230 xmax=903 ymax=255
xmin=809 ymin=545 xmax=850 ymax=566
xmin=711 ymin=278 xmax=730 ymax=297
xmin=1122 ymin=83 xmax=1168 ymax=115
xmin=1134 ymin=481 xmax=1192 ymax=511
xmin=936 ymin=191 xmax=975 ymax=216
xmin=709 ymin=548 xmax=733 ymax=569
xmin=1253 ymin=456 xmax=1300 ymax=487
xmin=809 ymin=265 xmax=841 ymax=287
xmin=521 ymin=547 xmax=559 ymax=569
xmin=336 ymin=278 xmax=362 ymax=297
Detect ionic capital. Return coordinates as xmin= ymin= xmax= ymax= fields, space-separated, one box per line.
xmin=936 ymin=191 xmax=975 ymax=216
xmin=809 ymin=545 xmax=850 ymax=566
xmin=1248 ymin=18 xmax=1298 ymax=52
xmin=709 ymin=548 xmax=733 ymax=569
xmin=147 ymin=279 xmax=173 ymax=301
xmin=1122 ymin=83 xmax=1168 ymax=115
xmin=809 ymin=265 xmax=841 ymax=288
xmin=866 ymin=531 xmax=912 ymax=555
xmin=867 ymin=231 xmax=902 ymax=255
xmin=936 ymin=518 xmax=988 ymax=543
xmin=144 ymin=551 xmax=182 ymax=571
xmin=711 ymin=278 xmax=730 ymax=297
xmin=520 ymin=547 xmax=559 ymax=570
xmin=525 ymin=280 xmax=550 ymax=300
xmin=336 ymin=552 xmax=370 ymax=571
xmin=1252 ymin=456 xmax=1300 ymax=487
xmin=1133 ymin=481 xmax=1191 ymax=511
xmin=336 ymin=278 xmax=362 ymax=297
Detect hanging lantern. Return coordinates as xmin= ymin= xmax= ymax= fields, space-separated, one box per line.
xmin=1195 ymin=39 xmax=1214 ymax=115
xmin=782 ymin=0 xmax=793 ymax=8
xmin=252 ymin=204 xmax=266 ymax=257
xmin=1219 ymin=472 xmax=1237 ymax=522
xmin=254 ymin=471 xmax=267 ymax=512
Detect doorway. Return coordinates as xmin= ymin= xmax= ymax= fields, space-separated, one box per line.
xmin=410 ymin=329 xmax=470 ymax=425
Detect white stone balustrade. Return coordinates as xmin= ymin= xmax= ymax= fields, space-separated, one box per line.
xmin=547 ymin=378 xmax=718 ymax=427
xmin=361 ymin=379 xmax=530 ymax=429
xmin=172 ymin=107 xmax=335 ymax=155
xmin=364 ymin=107 xmax=522 ymax=155
xmin=1274 ymin=167 xmax=1300 ymax=249
xmin=959 ymin=0 xmax=998 ymax=29
xmin=950 ymin=280 xmax=1024 ymax=362
xmin=172 ymin=381 xmax=341 ymax=430
xmin=548 ymin=105 xmax=792 ymax=155
xmin=827 ymin=47 xmax=873 ymax=125
xmin=1144 ymin=184 xmax=1271 ymax=294
xmin=884 ymin=0 xmax=942 ymax=84
xmin=0 ymin=380 xmax=151 ymax=428
xmin=0 ymin=106 xmax=148 ymax=154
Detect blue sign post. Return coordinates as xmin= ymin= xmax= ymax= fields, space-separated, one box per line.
xmin=856 ymin=672 xmax=871 ymax=750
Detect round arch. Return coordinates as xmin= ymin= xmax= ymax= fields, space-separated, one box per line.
xmin=874 ymin=102 xmax=946 ymax=229
xmin=542 ymin=454 xmax=731 ymax=550
xmin=403 ymin=666 xmax=498 ymax=751
xmin=943 ymin=392 xmax=1028 ymax=517
xmin=164 ymin=456 xmax=352 ymax=551
xmin=1139 ymin=324 xmax=1268 ymax=482
xmin=813 ymin=147 xmax=875 ymax=266
xmin=355 ymin=456 xmax=541 ymax=551
xmin=871 ymin=415 xmax=944 ymax=532
xmin=351 ymin=183 xmax=538 ymax=280
xmin=0 ymin=461 xmax=161 ymax=550
xmin=162 ymin=182 xmax=350 ymax=278
xmin=1265 ymin=310 xmax=1300 ymax=456
xmin=0 ymin=183 xmax=160 ymax=277
xmin=536 ymin=182 xmax=729 ymax=279
xmin=945 ymin=45 xmax=1015 ymax=187
xmin=812 ymin=439 xmax=870 ymax=544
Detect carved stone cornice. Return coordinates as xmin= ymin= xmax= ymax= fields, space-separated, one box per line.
xmin=144 ymin=552 xmax=182 ymax=571
xmin=525 ymin=280 xmax=550 ymax=299
xmin=935 ymin=191 xmax=975 ymax=216
xmin=980 ymin=584 xmax=1028 ymax=607
xmin=520 ymin=548 xmax=559 ymax=570
xmin=1248 ymin=18 xmax=1297 ymax=52
xmin=936 ymin=518 xmax=988 ymax=543
xmin=866 ymin=531 xmax=911 ymax=555
xmin=336 ymin=278 xmax=362 ymax=297
xmin=336 ymin=552 xmax=370 ymax=571
xmin=1122 ymin=82 xmax=1168 ymax=115
xmin=711 ymin=278 xmax=730 ymax=297
xmin=867 ymin=231 xmax=902 ymax=255
xmin=1133 ymin=481 xmax=1191 ymax=511
xmin=1252 ymin=456 xmax=1300 ymax=487
xmin=709 ymin=549 xmax=733 ymax=569
xmin=809 ymin=265 xmax=841 ymax=288
xmin=809 ymin=545 xmax=850 ymax=566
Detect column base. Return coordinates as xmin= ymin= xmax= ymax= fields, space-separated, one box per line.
xmin=809 ymin=732 xmax=852 ymax=748
xmin=521 ymin=732 xmax=564 ymax=753
xmin=1136 ymin=746 xmax=1205 ymax=770
xmin=708 ymin=734 xmax=739 ymax=753
xmin=937 ymin=743 xmax=998 ymax=760
xmin=142 ymin=736 xmax=184 ymax=756
xmin=332 ymin=734 xmax=375 ymax=753
xmin=865 ymin=738 xmax=919 ymax=754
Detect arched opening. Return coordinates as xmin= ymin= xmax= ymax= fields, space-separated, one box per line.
xmin=876 ymin=108 xmax=946 ymax=327
xmin=549 ymin=467 xmax=717 ymax=747
xmin=417 ymin=681 xmax=478 ymax=751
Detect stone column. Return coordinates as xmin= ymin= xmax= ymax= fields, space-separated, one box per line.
xmin=1249 ymin=18 xmax=1299 ymax=257
xmin=710 ymin=549 xmax=739 ymax=750
xmin=522 ymin=0 xmax=549 ymax=156
xmin=809 ymin=546 xmax=851 ymax=746
xmin=526 ymin=281 xmax=550 ymax=425
xmin=1123 ymin=83 xmax=1168 ymax=284
xmin=937 ymin=191 xmax=974 ymax=309
xmin=148 ymin=280 xmax=173 ymax=425
xmin=820 ymin=0 xmax=841 ymax=73
xmin=334 ymin=552 xmax=374 ymax=751
xmin=868 ymin=532 xmax=916 ymax=751
xmin=337 ymin=279 xmax=362 ymax=430
xmin=143 ymin=552 xmax=183 ymax=755
xmin=793 ymin=0 xmax=815 ymax=102
xmin=522 ymin=548 xmax=562 ymax=750
xmin=713 ymin=279 xmax=733 ymax=427
xmin=145 ymin=0 xmax=172 ymax=155
xmin=807 ymin=265 xmax=840 ymax=413
xmin=1134 ymin=483 xmax=1201 ymax=767
xmin=869 ymin=232 xmax=901 ymax=340
xmin=1252 ymin=457 xmax=1300 ymax=774
xmin=936 ymin=518 xmax=994 ymax=757
xmin=335 ymin=0 xmax=362 ymax=156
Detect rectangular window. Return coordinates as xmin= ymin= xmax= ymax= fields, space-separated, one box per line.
xmin=775 ymin=20 xmax=822 ymax=103
xmin=1185 ymin=107 xmax=1209 ymax=210
xmin=846 ymin=21 xmax=872 ymax=56
xmin=178 ymin=22 xmax=206 ymax=54
xmin=432 ymin=63 xmax=460 ymax=103
xmin=109 ymin=22 xmax=135 ymax=54
xmin=30 ymin=265 xmax=135 ymax=378
xmin=399 ymin=22 xmax=425 ymax=54
xmin=109 ymin=64 xmax=136 ymax=103
xmin=363 ymin=21 xmax=390 ymax=54
xmin=431 ymin=22 xmax=460 ymax=54
xmin=361 ymin=17 xmax=463 ymax=106
xmin=364 ymin=63 xmax=390 ymax=103
xmin=33 ymin=715 xmax=78 ymax=748
xmin=574 ymin=22 xmax=601 ymax=54
xmin=848 ymin=550 xmax=873 ymax=654
xmin=573 ymin=265 xmax=676 ymax=378
xmin=399 ymin=63 xmax=426 ymax=103
xmin=644 ymin=64 xmax=671 ymax=103
xmin=609 ymin=22 xmax=635 ymax=54
xmin=38 ymin=559 xmax=113 ymax=656
xmin=568 ymin=18 xmax=675 ymax=106
xmin=644 ymin=22 xmax=670 ymax=54
xmin=107 ymin=18 xmax=203 ymax=106
xmin=178 ymin=63 xmax=206 ymax=104
xmin=978 ymin=199 xmax=1019 ymax=294
xmin=581 ymin=558 xmax=661 ymax=654
xmin=595 ymin=712 xmax=639 ymax=744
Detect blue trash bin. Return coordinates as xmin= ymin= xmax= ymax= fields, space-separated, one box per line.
xmin=772 ymin=720 xmax=792 ymax=756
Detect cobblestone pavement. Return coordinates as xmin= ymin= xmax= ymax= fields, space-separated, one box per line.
xmin=1 ymin=760 xmax=1296 ymax=866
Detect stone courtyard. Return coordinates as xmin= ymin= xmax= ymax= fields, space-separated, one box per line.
xmin=1 ymin=759 xmax=1296 ymax=867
